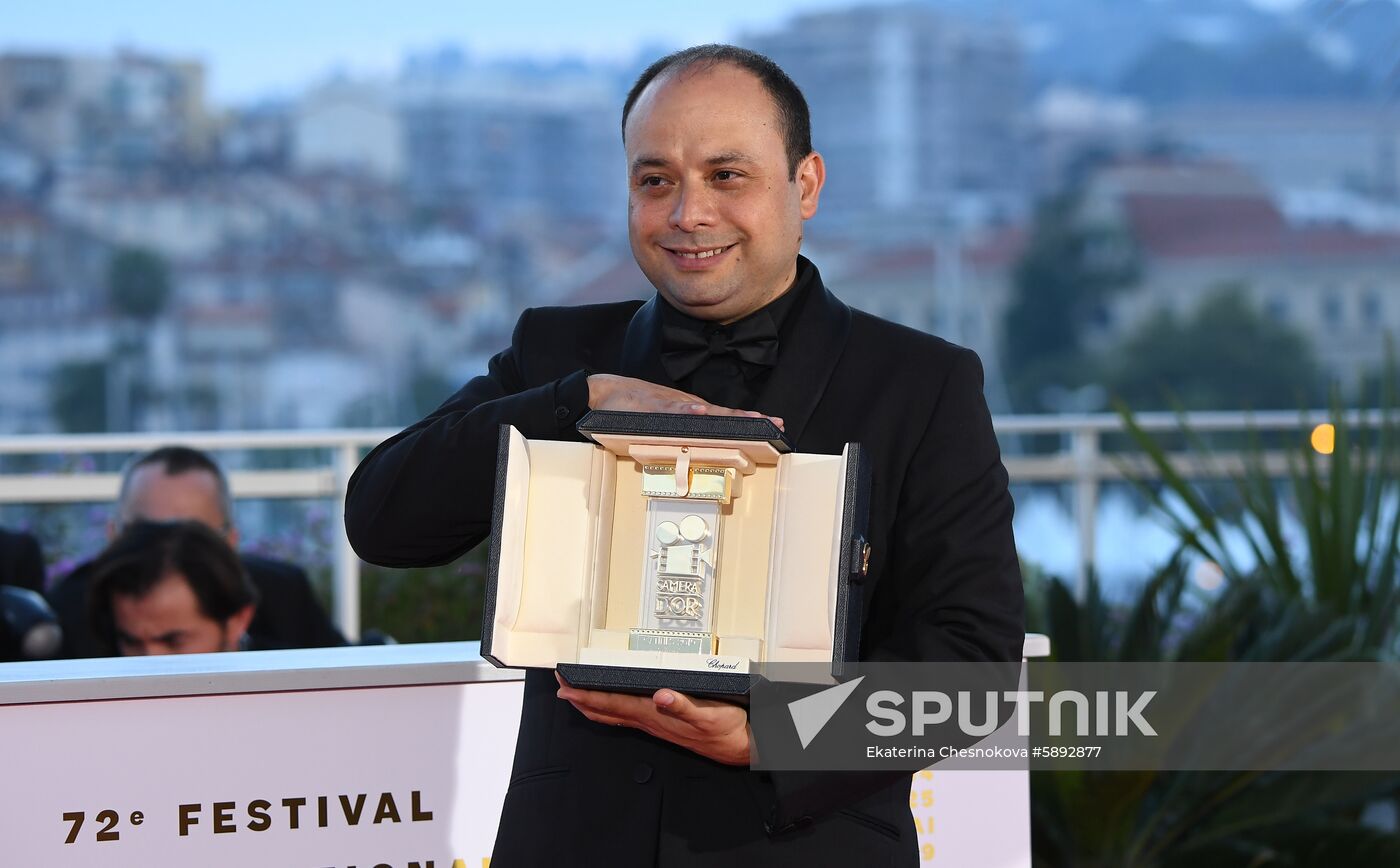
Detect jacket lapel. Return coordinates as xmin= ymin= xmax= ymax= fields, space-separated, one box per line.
xmin=754 ymin=263 xmax=852 ymax=447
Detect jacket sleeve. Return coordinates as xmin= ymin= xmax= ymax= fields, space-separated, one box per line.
xmin=752 ymin=347 xmax=1026 ymax=834
xmin=868 ymin=347 xmax=1025 ymax=665
xmin=344 ymin=309 xmax=592 ymax=568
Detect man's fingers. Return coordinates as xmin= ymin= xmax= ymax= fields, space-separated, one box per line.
xmin=687 ymin=403 xmax=786 ymax=430
xmin=568 ymin=702 xmax=633 ymax=728
xmin=653 ymin=688 xmax=693 ymax=717
xmin=558 ymin=679 xmax=653 ymax=720
xmin=556 ymin=679 xmax=749 ymax=763
xmin=653 ymin=690 xmax=738 ymax=737
xmin=590 ymin=375 xmax=784 ymax=429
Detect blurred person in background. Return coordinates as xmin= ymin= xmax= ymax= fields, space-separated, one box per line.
xmin=88 ymin=520 xmax=257 ymax=655
xmin=0 ymin=526 xmax=62 ymax=662
xmin=47 ymin=445 xmax=344 ymax=657
xmin=0 ymin=526 xmax=45 ymax=594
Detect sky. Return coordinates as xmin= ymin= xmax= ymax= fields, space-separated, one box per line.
xmin=4 ymin=0 xmax=853 ymax=103
xmin=5 ymin=0 xmax=1312 ymax=105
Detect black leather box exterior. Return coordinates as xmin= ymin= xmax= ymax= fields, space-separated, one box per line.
xmin=576 ymin=409 xmax=792 ymax=451
xmin=478 ymin=423 xmax=514 ymax=670
xmin=481 ymin=412 xmax=870 ymax=696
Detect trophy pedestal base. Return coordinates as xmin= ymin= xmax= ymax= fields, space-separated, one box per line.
xmin=628 ymin=629 xmax=715 ymax=655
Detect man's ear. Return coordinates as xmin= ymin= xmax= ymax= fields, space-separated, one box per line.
xmin=225 ymin=526 xmax=241 ymax=549
xmin=226 ymin=604 xmax=256 ymax=651
xmin=797 ymin=151 xmax=825 ymax=220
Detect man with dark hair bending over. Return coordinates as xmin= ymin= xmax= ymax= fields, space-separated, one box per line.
xmin=48 ymin=445 xmax=344 ymax=657
xmin=88 ymin=520 xmax=258 ymax=656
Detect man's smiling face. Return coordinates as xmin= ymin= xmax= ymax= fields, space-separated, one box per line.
xmin=624 ymin=61 xmax=823 ymax=324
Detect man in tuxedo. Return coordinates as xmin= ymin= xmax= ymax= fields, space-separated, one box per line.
xmin=345 ymin=44 xmax=1023 ymax=866
xmin=48 ymin=446 xmax=345 ymax=658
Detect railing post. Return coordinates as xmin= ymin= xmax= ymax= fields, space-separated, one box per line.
xmin=333 ymin=442 xmax=362 ymax=642
xmin=1071 ymin=426 xmax=1100 ymax=602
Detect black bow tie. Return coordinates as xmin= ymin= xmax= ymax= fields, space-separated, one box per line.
xmin=660 ymin=311 xmax=780 ymax=382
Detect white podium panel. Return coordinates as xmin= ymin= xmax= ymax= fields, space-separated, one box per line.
xmin=0 ymin=644 xmax=520 ymax=868
xmin=0 ymin=639 xmax=1041 ymax=867
xmin=6 ymin=682 xmax=524 ymax=866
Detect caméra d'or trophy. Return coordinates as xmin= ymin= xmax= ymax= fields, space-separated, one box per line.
xmin=628 ymin=455 xmax=734 ymax=655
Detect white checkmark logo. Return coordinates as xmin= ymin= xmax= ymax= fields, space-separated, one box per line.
xmin=787 ymin=676 xmax=866 ymax=749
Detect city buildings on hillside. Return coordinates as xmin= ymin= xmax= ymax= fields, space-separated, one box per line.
xmin=1152 ymin=102 xmax=1400 ymax=202
xmin=1081 ymin=159 xmax=1400 ymax=384
xmin=0 ymin=198 xmax=111 ymax=431
xmin=743 ymin=4 xmax=1027 ymax=236
xmin=292 ymin=79 xmax=404 ymax=182
xmin=0 ymin=50 xmax=214 ymax=173
xmin=398 ymin=58 xmax=624 ymax=228
xmin=3 ymin=6 xmax=1400 ymax=434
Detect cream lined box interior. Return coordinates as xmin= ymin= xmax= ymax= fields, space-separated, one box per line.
xmin=483 ymin=423 xmax=861 ymax=678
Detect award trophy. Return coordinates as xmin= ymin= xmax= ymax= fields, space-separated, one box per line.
xmin=629 ymin=456 xmax=735 ymax=655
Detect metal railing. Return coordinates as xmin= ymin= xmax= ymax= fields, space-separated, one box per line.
xmin=0 ymin=429 xmax=394 ymax=642
xmin=0 ymin=409 xmax=1370 ymax=635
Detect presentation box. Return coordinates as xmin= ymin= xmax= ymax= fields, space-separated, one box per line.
xmin=481 ymin=410 xmax=871 ymax=697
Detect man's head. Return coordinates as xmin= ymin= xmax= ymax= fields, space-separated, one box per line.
xmin=89 ymin=520 xmax=257 ymax=656
xmin=113 ymin=446 xmax=238 ymax=547
xmin=622 ymin=45 xmax=825 ymax=324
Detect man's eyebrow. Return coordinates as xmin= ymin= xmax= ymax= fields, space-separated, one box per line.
xmin=630 ymin=156 xmax=670 ymax=173
xmin=629 ymin=152 xmax=761 ymax=174
xmin=706 ymin=152 xmax=759 ymax=166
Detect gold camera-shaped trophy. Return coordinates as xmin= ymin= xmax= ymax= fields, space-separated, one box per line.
xmin=480 ymin=411 xmax=870 ymax=697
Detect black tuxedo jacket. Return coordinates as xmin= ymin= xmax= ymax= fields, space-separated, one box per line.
xmin=47 ymin=552 xmax=346 ymax=658
xmin=345 ymin=259 xmax=1024 ymax=867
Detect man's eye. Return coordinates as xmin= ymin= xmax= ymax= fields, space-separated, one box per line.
xmin=639 ymin=176 xmax=667 ymax=188
xmin=714 ymin=171 xmax=740 ymax=182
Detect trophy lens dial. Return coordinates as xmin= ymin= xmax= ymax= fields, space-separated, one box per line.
xmin=655 ymin=521 xmax=681 ymax=545
xmin=679 ymin=514 xmax=709 ymax=543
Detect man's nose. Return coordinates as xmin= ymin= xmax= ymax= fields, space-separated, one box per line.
xmin=669 ymin=184 xmax=715 ymax=232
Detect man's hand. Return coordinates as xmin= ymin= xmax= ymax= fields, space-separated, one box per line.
xmin=555 ymin=672 xmax=752 ymax=766
xmin=586 ymin=374 xmax=783 ymax=430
